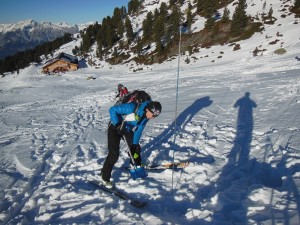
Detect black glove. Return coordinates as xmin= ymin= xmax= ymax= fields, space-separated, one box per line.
xmin=130 ymin=144 xmax=142 ymax=166
xmin=114 ymin=122 xmax=126 ymax=135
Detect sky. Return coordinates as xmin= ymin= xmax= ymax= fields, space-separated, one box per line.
xmin=0 ymin=0 xmax=130 ymax=25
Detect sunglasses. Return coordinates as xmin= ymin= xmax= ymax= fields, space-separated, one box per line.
xmin=151 ymin=107 xmax=160 ymax=117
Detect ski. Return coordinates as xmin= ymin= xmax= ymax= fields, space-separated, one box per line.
xmin=124 ymin=161 xmax=189 ymax=170
xmin=145 ymin=161 xmax=189 ymax=170
xmin=89 ymin=180 xmax=146 ymax=208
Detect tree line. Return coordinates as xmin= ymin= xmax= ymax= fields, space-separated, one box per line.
xmin=77 ymin=0 xmax=251 ymax=59
xmin=0 ymin=33 xmax=73 ymax=76
xmin=77 ymin=0 xmax=189 ymax=58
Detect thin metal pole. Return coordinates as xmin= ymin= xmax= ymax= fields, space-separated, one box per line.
xmin=171 ymin=26 xmax=181 ymax=194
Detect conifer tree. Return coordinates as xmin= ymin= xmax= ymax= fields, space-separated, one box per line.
xmin=153 ymin=15 xmax=165 ymax=54
xmin=231 ymin=0 xmax=248 ymax=37
xmin=117 ymin=21 xmax=124 ymax=38
xmin=196 ymin=0 xmax=216 ymax=16
xmin=125 ymin=16 xmax=134 ymax=43
xmin=153 ymin=8 xmax=160 ymax=21
xmin=96 ymin=24 xmax=104 ymax=55
xmin=112 ymin=8 xmax=124 ymax=39
xmin=121 ymin=6 xmax=127 ymax=18
xmin=136 ymin=37 xmax=143 ymax=55
xmin=169 ymin=4 xmax=182 ymax=39
xmin=102 ymin=17 xmax=114 ymax=47
xmin=128 ymin=0 xmax=140 ymax=14
xmin=81 ymin=27 xmax=93 ymax=53
xmin=72 ymin=45 xmax=79 ymax=56
xmin=142 ymin=12 xmax=154 ymax=41
xmin=268 ymin=7 xmax=273 ymax=18
xmin=268 ymin=7 xmax=273 ymax=22
xmin=106 ymin=27 xmax=114 ymax=48
xmin=186 ymin=3 xmax=193 ymax=32
xmin=204 ymin=0 xmax=217 ymax=16
xmin=263 ymin=1 xmax=267 ymax=11
xmin=111 ymin=8 xmax=124 ymax=38
xmin=221 ymin=7 xmax=230 ymax=23
xmin=160 ymin=2 xmax=168 ymax=20
xmin=112 ymin=8 xmax=122 ymax=28
xmin=205 ymin=15 xmax=215 ymax=31
xmin=97 ymin=41 xmax=103 ymax=59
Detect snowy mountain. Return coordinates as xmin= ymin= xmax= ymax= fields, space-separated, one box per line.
xmin=0 ymin=19 xmax=79 ymax=59
xmin=0 ymin=0 xmax=300 ymax=224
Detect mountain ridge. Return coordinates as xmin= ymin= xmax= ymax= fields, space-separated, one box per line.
xmin=0 ymin=19 xmax=79 ymax=59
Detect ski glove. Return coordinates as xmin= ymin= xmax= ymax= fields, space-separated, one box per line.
xmin=130 ymin=144 xmax=142 ymax=166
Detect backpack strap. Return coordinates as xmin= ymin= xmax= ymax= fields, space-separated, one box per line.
xmin=134 ymin=103 xmax=140 ymax=114
xmin=133 ymin=102 xmax=147 ymax=125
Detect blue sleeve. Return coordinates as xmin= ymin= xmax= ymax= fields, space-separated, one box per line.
xmin=109 ymin=103 xmax=136 ymax=125
xmin=132 ymin=118 xmax=148 ymax=144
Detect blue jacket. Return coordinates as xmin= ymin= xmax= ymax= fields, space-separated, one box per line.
xmin=109 ymin=101 xmax=150 ymax=144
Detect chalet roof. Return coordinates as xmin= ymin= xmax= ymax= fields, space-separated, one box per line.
xmin=42 ymin=52 xmax=78 ymax=68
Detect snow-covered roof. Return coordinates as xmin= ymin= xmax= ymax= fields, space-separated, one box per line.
xmin=42 ymin=52 xmax=78 ymax=68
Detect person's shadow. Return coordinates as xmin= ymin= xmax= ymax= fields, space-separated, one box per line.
xmin=228 ymin=92 xmax=257 ymax=165
xmin=210 ymin=92 xmax=258 ymax=222
xmin=211 ymin=92 xmax=285 ymax=223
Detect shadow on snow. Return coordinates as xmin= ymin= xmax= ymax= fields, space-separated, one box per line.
xmin=143 ymin=96 xmax=214 ymax=164
xmin=139 ymin=92 xmax=300 ymax=224
xmin=193 ymin=92 xmax=299 ymax=224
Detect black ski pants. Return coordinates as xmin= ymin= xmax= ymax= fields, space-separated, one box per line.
xmin=101 ymin=123 xmax=133 ymax=181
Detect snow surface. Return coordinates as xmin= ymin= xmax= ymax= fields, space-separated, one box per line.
xmin=1 ymin=0 xmax=300 ymax=224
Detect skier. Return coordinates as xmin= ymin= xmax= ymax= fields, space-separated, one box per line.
xmin=116 ymin=84 xmax=129 ymax=99
xmin=100 ymin=100 xmax=162 ymax=188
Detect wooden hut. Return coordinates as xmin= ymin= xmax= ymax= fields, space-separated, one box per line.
xmin=42 ymin=53 xmax=78 ymax=74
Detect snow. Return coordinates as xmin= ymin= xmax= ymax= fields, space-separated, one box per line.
xmin=1 ymin=0 xmax=300 ymax=224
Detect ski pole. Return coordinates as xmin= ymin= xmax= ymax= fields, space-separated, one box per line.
xmin=122 ymin=115 xmax=138 ymax=171
xmin=123 ymin=135 xmax=140 ymax=176
xmin=121 ymin=116 xmax=147 ymax=179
